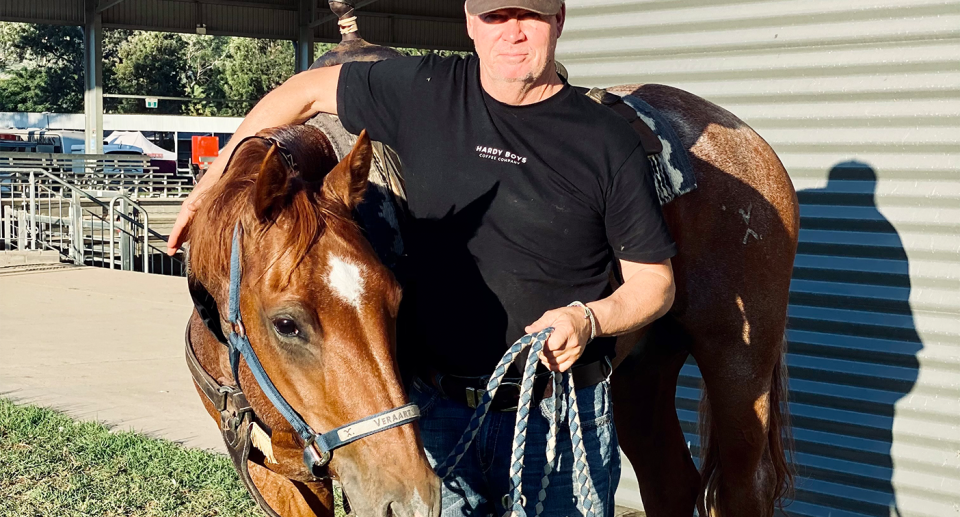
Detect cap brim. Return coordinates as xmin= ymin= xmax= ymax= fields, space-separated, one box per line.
xmin=466 ymin=1 xmax=561 ymax=16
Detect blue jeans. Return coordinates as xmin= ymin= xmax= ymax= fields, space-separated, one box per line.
xmin=408 ymin=375 xmax=621 ymax=517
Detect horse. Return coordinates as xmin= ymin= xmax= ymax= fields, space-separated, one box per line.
xmin=605 ymin=83 xmax=799 ymax=516
xmin=184 ymin=125 xmax=440 ymax=517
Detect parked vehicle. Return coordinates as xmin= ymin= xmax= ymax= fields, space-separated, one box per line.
xmin=0 ymin=129 xmax=85 ymax=154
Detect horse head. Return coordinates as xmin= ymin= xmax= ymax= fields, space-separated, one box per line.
xmin=188 ymin=124 xmax=439 ymax=516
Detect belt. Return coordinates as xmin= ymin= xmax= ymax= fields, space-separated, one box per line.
xmin=421 ymin=358 xmax=611 ymax=412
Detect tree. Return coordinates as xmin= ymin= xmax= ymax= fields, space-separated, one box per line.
xmin=0 ymin=23 xmax=18 ymax=69
xmin=181 ymin=34 xmax=230 ymax=116
xmin=0 ymin=21 xmax=465 ymax=117
xmin=0 ymin=23 xmax=84 ymax=113
xmin=218 ymin=37 xmax=294 ymax=116
xmin=396 ymin=47 xmax=471 ymax=58
xmin=111 ymin=31 xmax=186 ymax=114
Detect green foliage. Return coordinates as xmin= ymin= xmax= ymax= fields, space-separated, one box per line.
xmin=0 ymin=21 xmax=461 ymax=117
xmin=395 ymin=47 xmax=472 ymax=58
xmin=0 ymin=398 xmax=257 ymax=516
xmin=0 ymin=23 xmax=17 ymax=69
xmin=111 ymin=31 xmax=187 ymax=114
xmin=0 ymin=23 xmax=84 ymax=113
xmin=182 ymin=34 xmax=230 ymax=116
xmin=216 ymin=37 xmax=295 ymax=116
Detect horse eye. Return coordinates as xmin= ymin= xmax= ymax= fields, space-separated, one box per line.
xmin=272 ymin=318 xmax=300 ymax=337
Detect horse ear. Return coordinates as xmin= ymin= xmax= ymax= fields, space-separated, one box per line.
xmin=323 ymin=129 xmax=371 ymax=210
xmin=253 ymin=144 xmax=289 ymax=222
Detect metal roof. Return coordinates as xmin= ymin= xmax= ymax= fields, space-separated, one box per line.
xmin=0 ymin=0 xmax=472 ymax=50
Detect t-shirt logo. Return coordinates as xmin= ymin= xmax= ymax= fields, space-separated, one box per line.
xmin=476 ymin=145 xmax=527 ymax=165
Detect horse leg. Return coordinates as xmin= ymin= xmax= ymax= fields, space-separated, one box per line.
xmin=692 ymin=326 xmax=786 ymax=517
xmin=612 ymin=319 xmax=700 ymax=516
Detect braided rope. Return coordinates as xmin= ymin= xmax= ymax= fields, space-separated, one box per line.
xmin=535 ymin=372 xmax=560 ymax=516
xmin=507 ymin=331 xmax=544 ymax=516
xmin=567 ymin=373 xmax=601 ymax=515
xmin=437 ymin=328 xmax=599 ymax=517
xmin=434 ymin=331 xmax=546 ymax=478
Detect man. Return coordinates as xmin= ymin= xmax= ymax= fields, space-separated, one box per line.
xmin=168 ymin=1 xmax=676 ymax=515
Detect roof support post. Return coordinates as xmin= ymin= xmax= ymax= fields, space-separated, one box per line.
xmin=295 ymin=0 xmax=315 ymax=72
xmin=84 ymin=0 xmax=104 ymax=154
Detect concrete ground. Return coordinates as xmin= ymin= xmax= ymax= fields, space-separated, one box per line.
xmin=0 ymin=263 xmax=225 ymax=452
xmin=0 ymin=262 xmax=645 ymax=515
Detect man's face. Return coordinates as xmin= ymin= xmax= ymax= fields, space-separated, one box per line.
xmin=466 ymin=6 xmax=566 ymax=84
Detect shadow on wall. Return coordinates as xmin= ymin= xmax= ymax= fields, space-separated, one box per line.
xmin=786 ymin=161 xmax=922 ymax=516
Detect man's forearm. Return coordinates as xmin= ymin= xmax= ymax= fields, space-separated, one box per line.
xmin=587 ymin=264 xmax=675 ymax=338
xmin=202 ymin=65 xmax=342 ymax=185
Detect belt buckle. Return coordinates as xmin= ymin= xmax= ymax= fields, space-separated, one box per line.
xmin=498 ymin=381 xmax=522 ymax=412
xmin=465 ymin=386 xmax=486 ymax=409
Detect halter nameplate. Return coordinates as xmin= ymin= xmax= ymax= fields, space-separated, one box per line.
xmin=318 ymin=404 xmax=420 ymax=451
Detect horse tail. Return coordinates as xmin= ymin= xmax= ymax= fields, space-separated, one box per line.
xmin=697 ymin=380 xmax=720 ymax=515
xmin=696 ymin=334 xmax=795 ymax=516
xmin=770 ymin=334 xmax=796 ymax=509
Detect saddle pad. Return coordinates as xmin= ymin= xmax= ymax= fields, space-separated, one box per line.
xmin=620 ymin=95 xmax=698 ymax=206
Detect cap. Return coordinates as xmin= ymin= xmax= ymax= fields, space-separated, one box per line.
xmin=465 ymin=0 xmax=563 ymax=16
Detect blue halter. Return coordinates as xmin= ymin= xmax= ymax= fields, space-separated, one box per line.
xmin=226 ymin=222 xmax=420 ymax=474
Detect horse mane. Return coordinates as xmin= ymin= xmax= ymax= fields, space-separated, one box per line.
xmin=189 ymin=125 xmax=343 ymax=291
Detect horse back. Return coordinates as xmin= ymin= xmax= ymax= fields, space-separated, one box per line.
xmin=611 ymin=84 xmax=800 ymax=329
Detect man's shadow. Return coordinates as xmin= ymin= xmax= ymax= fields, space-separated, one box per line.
xmin=789 ymin=161 xmax=922 ymax=516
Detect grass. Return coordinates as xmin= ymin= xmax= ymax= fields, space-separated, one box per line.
xmin=0 ymin=398 xmax=258 ymax=516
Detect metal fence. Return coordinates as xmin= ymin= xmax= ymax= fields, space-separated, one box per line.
xmin=0 ymin=155 xmax=188 ymax=276
xmin=0 ymin=152 xmax=194 ymax=199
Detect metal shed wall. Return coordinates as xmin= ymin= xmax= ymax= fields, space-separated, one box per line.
xmin=557 ymin=1 xmax=960 ymax=515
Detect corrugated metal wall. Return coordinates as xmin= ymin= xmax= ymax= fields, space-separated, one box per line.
xmin=557 ymin=1 xmax=960 ymax=515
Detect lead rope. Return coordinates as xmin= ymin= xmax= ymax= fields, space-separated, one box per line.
xmin=436 ymin=329 xmax=600 ymax=517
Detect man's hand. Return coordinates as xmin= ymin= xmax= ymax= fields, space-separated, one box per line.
xmin=166 ymin=183 xmax=207 ymax=255
xmin=164 ymin=64 xmax=344 ymax=257
xmin=525 ymin=305 xmax=593 ymax=372
xmin=523 ymin=258 xmax=675 ymax=372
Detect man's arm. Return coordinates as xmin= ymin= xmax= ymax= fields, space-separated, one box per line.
xmin=166 ymin=65 xmax=342 ymax=255
xmin=525 ymin=258 xmax=675 ymax=372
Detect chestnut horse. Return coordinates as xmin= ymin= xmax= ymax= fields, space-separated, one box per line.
xmin=606 ymin=84 xmax=799 ymax=516
xmin=185 ymin=125 xmax=439 ymax=517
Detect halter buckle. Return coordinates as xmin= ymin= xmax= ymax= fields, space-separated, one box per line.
xmin=232 ymin=319 xmax=246 ymax=338
xmin=303 ymin=438 xmax=332 ymax=475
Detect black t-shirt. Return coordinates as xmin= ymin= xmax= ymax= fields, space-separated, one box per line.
xmin=337 ymin=54 xmax=676 ymax=376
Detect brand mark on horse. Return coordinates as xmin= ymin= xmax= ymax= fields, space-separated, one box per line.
xmin=739 ymin=203 xmax=761 ymax=244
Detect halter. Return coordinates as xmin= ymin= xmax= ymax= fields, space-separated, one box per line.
xmin=225 ymin=222 xmax=420 ymax=475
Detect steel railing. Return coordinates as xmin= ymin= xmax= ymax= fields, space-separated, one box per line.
xmin=0 ymin=169 xmax=186 ymax=276
xmin=0 ymin=152 xmax=194 ymax=199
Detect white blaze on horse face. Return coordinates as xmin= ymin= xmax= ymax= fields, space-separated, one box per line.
xmin=326 ymin=254 xmax=366 ymax=310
